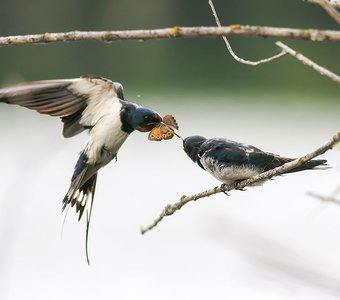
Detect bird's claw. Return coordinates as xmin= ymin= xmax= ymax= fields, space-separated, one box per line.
xmin=234 ymin=180 xmax=246 ymax=191
xmin=220 ymin=184 xmax=230 ymax=196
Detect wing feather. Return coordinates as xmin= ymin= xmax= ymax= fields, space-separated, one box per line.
xmin=0 ymin=76 xmax=121 ymax=137
xmin=61 ymin=108 xmax=86 ymax=137
xmin=200 ymin=138 xmax=274 ymax=170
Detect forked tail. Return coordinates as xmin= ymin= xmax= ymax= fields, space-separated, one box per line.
xmin=62 ymin=151 xmax=98 ymax=265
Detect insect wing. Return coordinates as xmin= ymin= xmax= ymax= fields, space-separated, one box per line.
xmin=148 ymin=126 xmax=162 ymax=141
xmin=162 ymin=115 xmax=179 ymax=130
xmin=160 ymin=125 xmax=174 ymax=140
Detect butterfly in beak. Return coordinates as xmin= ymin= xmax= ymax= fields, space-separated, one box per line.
xmin=148 ymin=114 xmax=180 ymax=141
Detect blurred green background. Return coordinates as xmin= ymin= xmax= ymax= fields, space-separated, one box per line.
xmin=0 ymin=2 xmax=340 ymax=300
xmin=0 ymin=0 xmax=339 ymax=104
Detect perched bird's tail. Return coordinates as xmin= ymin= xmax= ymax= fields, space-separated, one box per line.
xmin=287 ymin=159 xmax=327 ymax=173
xmin=268 ymin=156 xmax=328 ymax=174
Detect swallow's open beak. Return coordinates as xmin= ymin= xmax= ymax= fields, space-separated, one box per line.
xmin=136 ymin=113 xmax=162 ymax=132
xmin=136 ymin=124 xmax=156 ymax=132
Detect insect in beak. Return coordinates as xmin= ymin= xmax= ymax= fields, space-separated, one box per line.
xmin=148 ymin=114 xmax=181 ymax=141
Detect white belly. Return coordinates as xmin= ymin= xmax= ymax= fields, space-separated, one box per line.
xmin=201 ymin=156 xmax=262 ymax=184
xmin=86 ymin=113 xmax=129 ymax=166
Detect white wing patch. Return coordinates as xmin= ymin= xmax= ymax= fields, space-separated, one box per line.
xmin=244 ymin=145 xmax=255 ymax=153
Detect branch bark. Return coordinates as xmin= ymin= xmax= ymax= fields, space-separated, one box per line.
xmin=208 ymin=0 xmax=340 ymax=81
xmin=306 ymin=0 xmax=340 ymax=24
xmin=328 ymin=0 xmax=340 ymax=8
xmin=307 ymin=191 xmax=340 ymax=205
xmin=0 ymin=26 xmax=340 ymax=47
xmin=141 ymin=131 xmax=340 ymax=235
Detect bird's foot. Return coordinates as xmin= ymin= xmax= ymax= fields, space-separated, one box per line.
xmin=220 ymin=184 xmax=230 ymax=196
xmin=234 ymin=180 xmax=246 ymax=191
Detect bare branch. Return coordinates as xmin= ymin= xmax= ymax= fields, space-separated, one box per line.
xmin=208 ymin=0 xmax=287 ymax=66
xmin=305 ymin=0 xmax=340 ymax=24
xmin=307 ymin=191 xmax=340 ymax=205
xmin=0 ymin=26 xmax=339 ymax=47
xmin=208 ymin=0 xmax=340 ymax=80
xmin=276 ymin=41 xmax=340 ymax=83
xmin=328 ymin=0 xmax=340 ymax=8
xmin=141 ymin=132 xmax=340 ymax=235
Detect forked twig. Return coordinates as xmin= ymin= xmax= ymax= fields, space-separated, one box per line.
xmin=209 ymin=0 xmax=340 ymax=82
xmin=208 ymin=0 xmax=287 ymax=66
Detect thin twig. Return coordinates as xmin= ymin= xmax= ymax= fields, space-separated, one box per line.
xmin=141 ymin=132 xmax=340 ymax=234
xmin=208 ymin=0 xmax=287 ymax=66
xmin=0 ymin=26 xmax=339 ymax=47
xmin=307 ymin=191 xmax=340 ymax=205
xmin=208 ymin=0 xmax=340 ymax=81
xmin=305 ymin=0 xmax=340 ymax=24
xmin=276 ymin=41 xmax=340 ymax=83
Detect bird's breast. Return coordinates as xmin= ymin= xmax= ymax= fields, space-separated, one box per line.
xmin=85 ymin=103 xmax=129 ymax=166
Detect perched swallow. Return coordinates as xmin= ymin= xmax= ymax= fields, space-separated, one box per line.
xmin=0 ymin=75 xmax=164 ymax=219
xmin=183 ymin=135 xmax=327 ymax=185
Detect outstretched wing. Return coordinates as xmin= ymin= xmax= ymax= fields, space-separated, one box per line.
xmin=0 ymin=76 xmax=124 ymax=137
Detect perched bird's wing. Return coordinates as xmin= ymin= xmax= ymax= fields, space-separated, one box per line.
xmin=201 ymin=138 xmax=327 ymax=176
xmin=196 ymin=138 xmax=273 ymax=183
xmin=200 ymin=138 xmax=275 ymax=170
xmin=262 ymin=155 xmax=327 ymax=173
xmin=0 ymin=76 xmax=123 ymax=137
xmin=184 ymin=136 xmax=327 ymax=185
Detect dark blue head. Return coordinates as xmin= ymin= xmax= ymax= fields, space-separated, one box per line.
xmin=120 ymin=103 xmax=162 ymax=133
xmin=183 ymin=135 xmax=207 ymax=163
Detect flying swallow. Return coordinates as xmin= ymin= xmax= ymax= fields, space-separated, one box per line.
xmin=0 ymin=75 xmax=165 ymax=220
xmin=183 ymin=135 xmax=327 ymax=185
